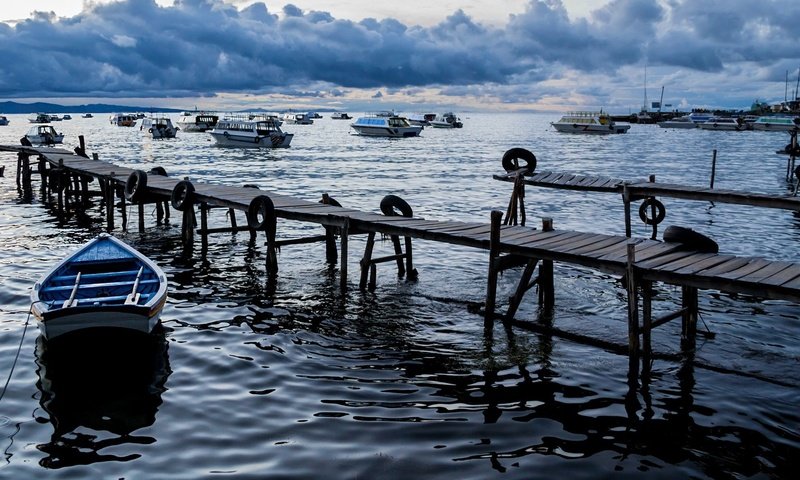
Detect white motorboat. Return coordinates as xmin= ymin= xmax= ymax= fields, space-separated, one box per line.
xmin=29 ymin=113 xmax=51 ymax=123
xmin=331 ymin=112 xmax=352 ymax=120
xmin=407 ymin=113 xmax=435 ymax=126
xmin=81 ymin=113 xmax=94 ymax=118
xmin=110 ymin=113 xmax=137 ymax=127
xmin=551 ymin=111 xmax=630 ymax=134
xmin=209 ymin=118 xmax=293 ymax=148
xmin=749 ymin=116 xmax=799 ymax=132
xmin=31 ymin=233 xmax=168 ymax=339
xmin=657 ymin=115 xmax=698 ymax=129
xmin=350 ymin=115 xmax=423 ymax=138
xmin=62 ymin=114 xmax=72 ymax=120
xmin=24 ymin=125 xmax=64 ymax=145
xmin=141 ymin=116 xmax=179 ymax=139
xmin=687 ymin=112 xmax=714 ymax=124
xmin=176 ymin=111 xmax=219 ymax=132
xmin=698 ymin=117 xmax=744 ymax=131
xmin=281 ymin=112 xmax=313 ymax=125
xmin=430 ymin=112 xmax=463 ymax=128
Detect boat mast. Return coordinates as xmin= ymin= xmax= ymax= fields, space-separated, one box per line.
xmin=658 ymin=86 xmax=664 ymax=114
xmin=642 ymin=64 xmax=648 ymax=112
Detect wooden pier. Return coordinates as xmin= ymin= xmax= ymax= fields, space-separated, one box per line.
xmin=4 ymin=142 xmax=800 ymax=378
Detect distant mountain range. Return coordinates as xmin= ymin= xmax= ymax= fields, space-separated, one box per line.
xmin=0 ymin=101 xmax=184 ymax=114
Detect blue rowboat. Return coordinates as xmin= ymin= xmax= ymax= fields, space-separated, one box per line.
xmin=31 ymin=234 xmax=168 ymax=339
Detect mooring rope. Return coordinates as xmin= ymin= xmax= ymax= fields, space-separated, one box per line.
xmin=0 ymin=309 xmax=32 ymax=403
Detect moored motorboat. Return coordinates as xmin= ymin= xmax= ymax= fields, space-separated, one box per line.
xmin=209 ymin=117 xmax=293 ymax=148
xmin=551 ymin=111 xmax=630 ymax=134
xmin=749 ymin=116 xmax=800 ymax=132
xmin=176 ymin=111 xmax=219 ymax=132
xmin=429 ymin=112 xmax=463 ymax=128
xmin=281 ymin=112 xmax=313 ymax=125
xmin=81 ymin=113 xmax=94 ymax=118
xmin=698 ymin=117 xmax=744 ymax=131
xmin=657 ymin=115 xmax=697 ymax=129
xmin=0 ymin=115 xmax=8 ymax=126
xmin=141 ymin=116 xmax=179 ymax=139
xmin=30 ymin=234 xmax=168 ymax=339
xmin=110 ymin=113 xmax=137 ymax=127
xmin=24 ymin=125 xmax=64 ymax=144
xmin=331 ymin=112 xmax=352 ymax=120
xmin=350 ymin=115 xmax=423 ymax=138
xmin=29 ymin=113 xmax=51 ymax=123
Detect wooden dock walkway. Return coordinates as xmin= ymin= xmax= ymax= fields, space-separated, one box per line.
xmin=4 ymin=142 xmax=800 ymax=377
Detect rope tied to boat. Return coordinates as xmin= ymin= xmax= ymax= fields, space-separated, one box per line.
xmin=0 ymin=307 xmax=33 ymax=403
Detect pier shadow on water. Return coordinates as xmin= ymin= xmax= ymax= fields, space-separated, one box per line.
xmin=34 ymin=327 xmax=171 ymax=469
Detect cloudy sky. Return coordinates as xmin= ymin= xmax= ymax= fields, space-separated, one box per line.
xmin=1 ymin=0 xmax=798 ymax=113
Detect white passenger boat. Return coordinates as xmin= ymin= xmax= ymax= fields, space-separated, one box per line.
xmin=331 ymin=112 xmax=352 ymax=120
xmin=110 ymin=113 xmax=137 ymax=127
xmin=749 ymin=116 xmax=799 ymax=132
xmin=551 ymin=111 xmax=630 ymax=134
xmin=209 ymin=118 xmax=293 ymax=148
xmin=350 ymin=115 xmax=423 ymax=138
xmin=31 ymin=234 xmax=168 ymax=339
xmin=281 ymin=112 xmax=313 ymax=125
xmin=698 ymin=117 xmax=744 ymax=131
xmin=24 ymin=125 xmax=64 ymax=144
xmin=175 ymin=111 xmax=219 ymax=132
xmin=657 ymin=115 xmax=698 ymax=129
xmin=687 ymin=112 xmax=714 ymax=124
xmin=141 ymin=116 xmax=179 ymax=139
xmin=430 ymin=112 xmax=463 ymax=128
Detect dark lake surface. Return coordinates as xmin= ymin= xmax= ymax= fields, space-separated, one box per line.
xmin=0 ymin=112 xmax=798 ymax=478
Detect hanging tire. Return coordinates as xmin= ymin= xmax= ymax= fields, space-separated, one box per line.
xmin=380 ymin=194 xmax=413 ymax=217
xmin=501 ymin=148 xmax=537 ymax=175
xmin=149 ymin=166 xmax=168 ymax=176
xmin=638 ymin=198 xmax=666 ymax=225
xmin=171 ymin=180 xmax=195 ymax=211
xmin=248 ymin=195 xmax=275 ymax=230
xmin=124 ymin=169 xmax=148 ymax=202
xmin=663 ymin=225 xmax=718 ymax=253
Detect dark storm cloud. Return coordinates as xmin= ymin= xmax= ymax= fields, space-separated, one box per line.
xmin=0 ymin=0 xmax=797 ymax=100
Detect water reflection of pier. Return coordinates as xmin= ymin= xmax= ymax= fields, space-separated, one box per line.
xmin=35 ymin=328 xmax=170 ymax=469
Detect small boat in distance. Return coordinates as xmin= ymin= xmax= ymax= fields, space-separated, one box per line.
xmin=657 ymin=115 xmax=698 ymax=129
xmin=209 ymin=117 xmax=293 ymax=148
xmin=430 ymin=112 xmax=463 ymax=128
xmin=350 ymin=115 xmax=423 ymax=138
xmin=24 ymin=125 xmax=64 ymax=144
xmin=331 ymin=112 xmax=352 ymax=120
xmin=176 ymin=111 xmax=219 ymax=132
xmin=749 ymin=116 xmax=800 ymax=132
xmin=110 ymin=113 xmax=137 ymax=127
xmin=31 ymin=233 xmax=168 ymax=339
xmin=141 ymin=116 xmax=179 ymax=139
xmin=551 ymin=111 xmax=631 ymax=134
xmin=0 ymin=115 xmax=8 ymax=126
xmin=81 ymin=113 xmax=94 ymax=118
xmin=62 ymin=114 xmax=72 ymax=120
xmin=29 ymin=113 xmax=51 ymax=123
xmin=407 ymin=113 xmax=435 ymax=126
xmin=281 ymin=112 xmax=313 ymax=125
xmin=698 ymin=117 xmax=744 ymax=131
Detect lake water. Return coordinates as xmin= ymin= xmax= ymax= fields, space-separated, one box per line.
xmin=0 ymin=113 xmax=798 ymax=478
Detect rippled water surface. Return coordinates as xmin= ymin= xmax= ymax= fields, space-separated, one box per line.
xmin=0 ymin=113 xmax=798 ymax=478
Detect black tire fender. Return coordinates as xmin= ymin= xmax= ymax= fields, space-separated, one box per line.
xmin=380 ymin=194 xmax=413 ymax=217
xmin=124 ymin=169 xmax=148 ymax=202
xmin=501 ymin=148 xmax=537 ymax=175
xmin=248 ymin=195 xmax=275 ymax=230
xmin=171 ymin=180 xmax=195 ymax=211
xmin=663 ymin=225 xmax=718 ymax=253
xmin=638 ymin=198 xmax=666 ymax=225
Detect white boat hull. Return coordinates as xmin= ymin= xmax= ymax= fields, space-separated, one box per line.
xmin=210 ymin=131 xmax=293 ymax=148
xmin=552 ymin=123 xmax=630 ymax=134
xmin=657 ymin=121 xmax=697 ymax=129
xmin=351 ymin=125 xmax=422 ymax=137
xmin=34 ymin=301 xmax=165 ymax=339
xmin=699 ymin=123 xmax=742 ymax=131
xmin=750 ymin=123 xmax=799 ymax=132
xmin=26 ymin=133 xmax=64 ymax=144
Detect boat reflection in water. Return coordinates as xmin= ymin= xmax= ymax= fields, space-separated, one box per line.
xmin=34 ymin=327 xmax=171 ymax=469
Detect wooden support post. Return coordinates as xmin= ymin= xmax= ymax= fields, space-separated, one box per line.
xmin=22 ymin=154 xmax=31 ymax=190
xmin=156 ymin=201 xmax=164 ymax=223
xmin=648 ymin=175 xmax=658 ymax=240
xmin=138 ymin=203 xmax=145 ymax=232
xmin=359 ymin=232 xmax=376 ymax=291
xmin=709 ymin=149 xmax=717 ymax=189
xmin=622 ymin=182 xmax=632 ymax=238
xmin=16 ymin=152 xmax=23 ymax=187
xmin=38 ymin=156 xmax=47 ymax=187
xmin=200 ymin=203 xmax=209 ymax=248
xmin=181 ymin=205 xmax=194 ymax=248
xmin=485 ymin=210 xmax=503 ymax=323
xmin=390 ymin=234 xmax=406 ymax=278
xmin=506 ymin=258 xmax=540 ymax=320
xmin=265 ymin=211 xmax=278 ymax=274
xmin=641 ymin=280 xmax=653 ymax=375
xmin=339 ymin=218 xmax=349 ymax=293
xmin=681 ymin=285 xmax=698 ymax=350
xmin=625 ymin=242 xmax=640 ymax=376
xmin=538 ymin=217 xmax=555 ymax=310
xmin=404 ymin=235 xmax=417 ymax=281
xmin=228 ymin=208 xmax=238 ymax=230
xmin=321 ymin=193 xmax=339 ymax=264
xmin=163 ymin=200 xmax=171 ymax=222
xmin=105 ymin=180 xmax=115 ymax=231
xmin=119 ymin=189 xmax=127 ymax=231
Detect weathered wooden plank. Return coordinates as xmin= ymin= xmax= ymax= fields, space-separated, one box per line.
xmin=637 ymin=250 xmax=702 ymax=270
xmin=535 ymin=232 xmax=601 ymax=251
xmin=515 ymin=231 xmax=587 ymax=248
xmin=715 ymin=258 xmax=774 ymax=281
xmin=565 ymin=236 xmax=629 ymax=257
xmin=736 ymin=261 xmax=796 ymax=284
xmin=549 ymin=233 xmax=618 ymax=254
xmin=696 ymin=257 xmax=754 ymax=277
xmin=759 ymin=264 xmax=800 ymax=286
xmin=671 ymin=254 xmax=736 ymax=275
